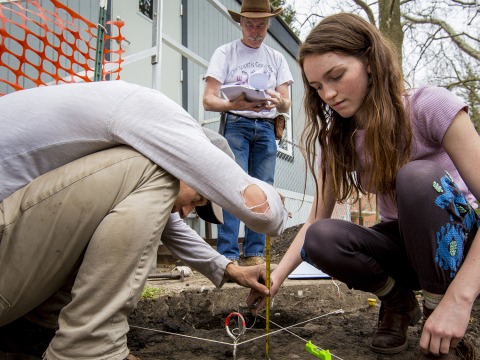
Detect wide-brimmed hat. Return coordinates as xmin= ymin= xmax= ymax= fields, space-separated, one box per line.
xmin=194 ymin=128 xmax=235 ymax=224
xmin=228 ymin=0 xmax=283 ymax=23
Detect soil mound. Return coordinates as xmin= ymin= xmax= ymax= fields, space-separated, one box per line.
xmin=128 ymin=225 xmax=480 ymax=359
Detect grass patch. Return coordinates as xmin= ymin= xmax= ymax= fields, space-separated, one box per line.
xmin=141 ymin=285 xmax=163 ymax=299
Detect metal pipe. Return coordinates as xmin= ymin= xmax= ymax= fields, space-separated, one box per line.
xmin=148 ymin=270 xmax=185 ymax=281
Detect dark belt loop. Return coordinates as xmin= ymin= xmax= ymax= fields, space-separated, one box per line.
xmin=219 ymin=112 xmax=227 ymax=136
xmin=0 ymin=203 xmax=4 ymax=239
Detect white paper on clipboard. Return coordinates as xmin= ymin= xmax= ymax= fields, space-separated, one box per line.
xmin=288 ymin=261 xmax=331 ymax=279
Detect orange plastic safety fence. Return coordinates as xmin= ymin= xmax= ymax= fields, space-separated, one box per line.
xmin=0 ymin=0 xmax=125 ymax=96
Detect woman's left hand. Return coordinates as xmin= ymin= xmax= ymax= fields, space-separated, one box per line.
xmin=419 ymin=296 xmax=472 ymax=355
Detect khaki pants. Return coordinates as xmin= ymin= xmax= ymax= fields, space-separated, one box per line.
xmin=0 ymin=146 xmax=178 ymax=359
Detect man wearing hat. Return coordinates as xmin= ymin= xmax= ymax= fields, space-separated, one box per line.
xmin=0 ymin=80 xmax=289 ymax=359
xmin=203 ymin=0 xmax=294 ymax=266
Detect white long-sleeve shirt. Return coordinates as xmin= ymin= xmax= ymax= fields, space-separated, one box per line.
xmin=0 ymin=80 xmax=289 ymax=286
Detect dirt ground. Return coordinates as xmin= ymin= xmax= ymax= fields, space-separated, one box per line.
xmin=127 ymin=225 xmax=480 ymax=359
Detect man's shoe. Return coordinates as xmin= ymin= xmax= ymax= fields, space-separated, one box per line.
xmin=0 ymin=317 xmax=56 ymax=358
xmin=370 ymin=286 xmax=422 ymax=354
xmin=240 ymin=256 xmax=265 ymax=266
xmin=416 ymin=338 xmax=476 ymax=360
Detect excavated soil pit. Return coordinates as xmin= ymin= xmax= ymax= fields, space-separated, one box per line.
xmin=127 ymin=226 xmax=480 ymax=359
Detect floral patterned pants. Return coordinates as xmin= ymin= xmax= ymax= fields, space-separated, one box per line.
xmin=301 ymin=160 xmax=479 ymax=294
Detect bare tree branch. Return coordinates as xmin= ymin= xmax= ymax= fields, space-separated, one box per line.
xmin=403 ymin=14 xmax=480 ymax=60
xmin=410 ymin=28 xmax=442 ymax=75
xmin=351 ymin=0 xmax=376 ymax=25
xmin=450 ymin=0 xmax=478 ymax=5
xmin=299 ymin=13 xmax=323 ymax=29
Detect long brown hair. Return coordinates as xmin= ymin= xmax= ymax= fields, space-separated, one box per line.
xmin=299 ymin=13 xmax=412 ymax=206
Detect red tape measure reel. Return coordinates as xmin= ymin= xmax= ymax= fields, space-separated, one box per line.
xmin=225 ymin=312 xmax=246 ymax=341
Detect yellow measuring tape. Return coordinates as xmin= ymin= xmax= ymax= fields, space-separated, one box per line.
xmin=265 ymin=235 xmax=271 ymax=358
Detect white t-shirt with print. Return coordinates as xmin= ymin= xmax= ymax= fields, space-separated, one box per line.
xmin=205 ymin=39 xmax=293 ymax=119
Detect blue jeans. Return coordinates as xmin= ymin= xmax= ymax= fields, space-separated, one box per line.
xmin=217 ymin=113 xmax=277 ymax=260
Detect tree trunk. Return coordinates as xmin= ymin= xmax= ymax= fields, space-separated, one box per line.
xmin=378 ymin=0 xmax=403 ymax=69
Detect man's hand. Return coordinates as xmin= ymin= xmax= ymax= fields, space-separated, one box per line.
xmin=245 ymin=270 xmax=282 ymax=315
xmin=224 ymin=263 xmax=269 ymax=295
xmin=230 ymin=93 xmax=269 ymax=113
xmin=265 ymin=89 xmax=284 ymax=110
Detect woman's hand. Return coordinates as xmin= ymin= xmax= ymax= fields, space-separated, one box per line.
xmin=245 ymin=269 xmax=282 ymax=315
xmin=419 ymin=295 xmax=472 ymax=355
